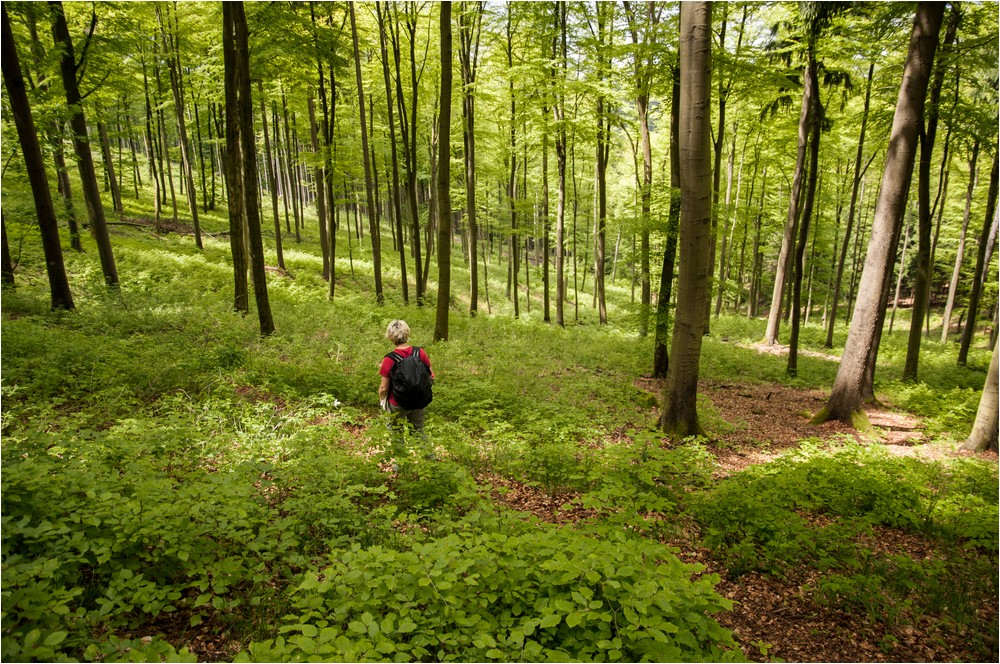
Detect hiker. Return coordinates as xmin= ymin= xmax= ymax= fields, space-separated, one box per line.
xmin=379 ymin=319 xmax=435 ymax=432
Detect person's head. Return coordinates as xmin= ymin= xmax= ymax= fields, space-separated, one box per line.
xmin=385 ymin=319 xmax=411 ymax=345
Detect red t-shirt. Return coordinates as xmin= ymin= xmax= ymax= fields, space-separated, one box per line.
xmin=380 ymin=346 xmax=432 ymax=407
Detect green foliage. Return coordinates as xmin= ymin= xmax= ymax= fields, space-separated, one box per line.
xmin=238 ymin=516 xmax=740 ymax=663
xmin=692 ymin=441 xmax=999 ymax=577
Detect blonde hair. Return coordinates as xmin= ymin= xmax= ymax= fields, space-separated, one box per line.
xmin=385 ymin=319 xmax=411 ymax=345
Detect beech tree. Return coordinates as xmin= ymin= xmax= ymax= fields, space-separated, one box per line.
xmin=2 ymin=5 xmax=74 ymax=310
xmin=223 ymin=1 xmax=274 ymax=336
xmin=49 ymin=0 xmax=119 ymax=288
xmin=434 ymin=2 xmax=453 ymax=341
xmin=660 ymin=1 xmax=712 ymax=437
xmin=818 ymin=2 xmax=945 ymax=426
xmin=960 ymin=336 xmax=999 ymax=453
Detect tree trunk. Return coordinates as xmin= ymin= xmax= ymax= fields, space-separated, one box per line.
xmin=819 ymin=3 xmax=944 ymax=425
xmin=941 ymin=143 xmax=979 ymax=343
xmin=506 ymin=7 xmax=519 ymax=319
xmin=653 ymin=65 xmax=682 ymax=378
xmin=765 ymin=53 xmax=812 ymax=345
xmin=889 ymin=211 xmax=914 ymax=334
xmin=307 ymin=96 xmax=329 ymax=279
xmin=903 ymin=5 xmax=958 ymax=379
xmin=660 ymin=1 xmax=712 ymax=436
xmin=960 ymin=336 xmax=999 ymax=452
xmin=459 ymin=1 xmax=482 ymax=316
xmin=281 ymin=93 xmax=301 ymax=243
xmin=826 ymin=61 xmax=875 ymax=348
xmin=434 ymin=2 xmax=453 ymax=341
xmin=1 ymin=213 xmax=14 ymax=289
xmin=377 ymin=2 xmax=408 ymax=303
xmin=97 ymin=115 xmax=124 ymax=212
xmin=350 ymin=3 xmax=383 ymax=303
xmin=223 ymin=1 xmax=274 ymax=336
xmin=49 ymin=0 xmax=118 ymax=288
xmin=593 ymin=2 xmax=611 ymax=326
xmin=2 ymin=5 xmax=73 ymax=308
xmin=788 ymin=57 xmax=821 ymax=377
xmin=158 ymin=3 xmax=201 ymax=249
xmin=223 ymin=2 xmax=248 ymax=315
xmin=958 ymin=153 xmax=1000 ymax=365
xmin=258 ymin=81 xmax=284 ymax=270
xmin=553 ymin=1 xmax=567 ymax=328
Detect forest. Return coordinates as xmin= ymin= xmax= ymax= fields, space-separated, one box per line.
xmin=1 ymin=0 xmax=998 ymax=662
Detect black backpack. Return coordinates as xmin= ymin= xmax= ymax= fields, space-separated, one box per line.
xmin=387 ymin=347 xmax=433 ymax=410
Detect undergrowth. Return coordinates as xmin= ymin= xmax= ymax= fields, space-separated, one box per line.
xmin=2 ymin=175 xmax=997 ymax=661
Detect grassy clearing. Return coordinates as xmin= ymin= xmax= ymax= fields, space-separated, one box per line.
xmin=2 ymin=176 xmax=996 ymax=662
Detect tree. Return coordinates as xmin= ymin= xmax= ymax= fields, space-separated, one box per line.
xmin=223 ymin=1 xmax=274 ymax=336
xmin=434 ymin=2 xmax=453 ymax=342
xmin=2 ymin=5 xmax=74 ymax=310
xmin=903 ymin=4 xmax=959 ymax=381
xmin=376 ymin=1 xmax=408 ymax=303
xmin=660 ymin=1 xmax=712 ymax=437
xmin=764 ymin=3 xmax=841 ymax=346
xmin=157 ymin=2 xmax=202 ymax=249
xmin=653 ymin=63 xmax=681 ymax=379
xmin=552 ymin=1 xmax=568 ymax=328
xmin=592 ymin=1 xmax=613 ymax=326
xmin=350 ymin=2 xmax=383 ymax=304
xmin=622 ymin=0 xmax=662 ymax=336
xmin=817 ymin=2 xmax=945 ymax=425
xmin=958 ymin=153 xmax=999 ymax=365
xmin=458 ymin=1 xmax=483 ymax=317
xmin=960 ymin=336 xmax=999 ymax=453
xmin=49 ymin=0 xmax=119 ymax=288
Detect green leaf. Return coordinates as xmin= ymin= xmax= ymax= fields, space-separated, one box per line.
xmin=539 ymin=614 xmax=561 ymax=629
xmin=43 ymin=631 xmax=68 ymax=647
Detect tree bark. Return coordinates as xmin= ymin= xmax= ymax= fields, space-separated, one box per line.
xmin=49 ymin=0 xmax=118 ymax=288
xmin=553 ymin=1 xmax=567 ymax=328
xmin=653 ymin=65 xmax=682 ymax=378
xmin=434 ymin=2 xmax=453 ymax=341
xmin=958 ymin=153 xmax=1000 ymax=365
xmin=765 ymin=49 xmax=812 ymax=345
xmin=660 ymin=1 xmax=712 ymax=436
xmin=458 ymin=1 xmax=482 ymax=316
xmin=258 ymin=81 xmax=284 ymax=270
xmin=960 ymin=336 xmax=999 ymax=452
xmin=941 ymin=143 xmax=979 ymax=343
xmin=2 ymin=5 xmax=73 ymax=308
xmin=788 ymin=57 xmax=821 ymax=377
xmin=158 ymin=3 xmax=201 ymax=249
xmin=377 ymin=2 xmax=408 ymax=302
xmin=350 ymin=3 xmax=383 ymax=303
xmin=223 ymin=2 xmax=248 ymax=315
xmin=819 ymin=3 xmax=944 ymax=425
xmin=904 ymin=5 xmax=959 ymax=379
xmin=96 ymin=115 xmax=123 ymax=212
xmin=223 ymin=1 xmax=274 ymax=336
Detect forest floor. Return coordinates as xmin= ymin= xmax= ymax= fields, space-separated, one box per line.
xmin=485 ymin=374 xmax=994 ymax=663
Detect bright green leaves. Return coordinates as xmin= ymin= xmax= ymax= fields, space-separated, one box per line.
xmin=241 ymin=515 xmax=740 ymax=662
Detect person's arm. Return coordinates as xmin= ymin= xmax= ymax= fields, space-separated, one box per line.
xmin=379 ymin=375 xmax=390 ymax=401
xmin=420 ymin=348 xmax=436 ymax=380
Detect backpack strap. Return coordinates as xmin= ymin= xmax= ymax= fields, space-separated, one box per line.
xmin=386 ymin=350 xmax=404 ymax=364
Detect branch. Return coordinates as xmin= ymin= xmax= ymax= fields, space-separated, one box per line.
xmin=78 ymin=69 xmax=111 ymax=101
xmin=74 ymin=2 xmax=99 ymax=85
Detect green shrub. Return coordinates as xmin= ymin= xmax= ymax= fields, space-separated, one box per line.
xmin=238 ymin=520 xmax=740 ymax=662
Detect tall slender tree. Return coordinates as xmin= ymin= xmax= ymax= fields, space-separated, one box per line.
xmin=434 ymin=2 xmax=453 ymax=341
xmin=818 ymin=2 xmax=945 ymax=425
xmin=49 ymin=0 xmax=118 ymax=288
xmin=350 ymin=2 xmax=383 ymax=304
xmin=660 ymin=1 xmax=712 ymax=437
xmin=223 ymin=1 xmax=274 ymax=336
xmin=958 ymin=153 xmax=999 ymax=365
xmin=903 ymin=5 xmax=959 ymax=381
xmin=2 ymin=5 xmax=74 ymax=309
xmin=458 ymin=1 xmax=483 ymax=316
